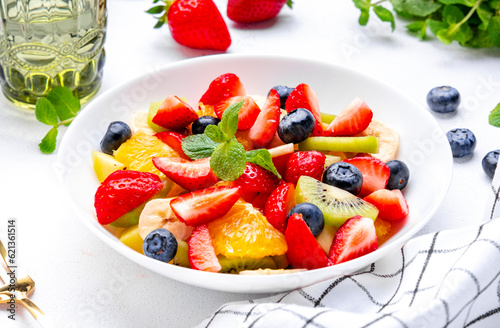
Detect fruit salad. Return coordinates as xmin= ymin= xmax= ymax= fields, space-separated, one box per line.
xmin=92 ymin=73 xmax=410 ymax=274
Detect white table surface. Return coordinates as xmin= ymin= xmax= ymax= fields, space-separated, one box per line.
xmin=1 ymin=0 xmax=499 ymax=326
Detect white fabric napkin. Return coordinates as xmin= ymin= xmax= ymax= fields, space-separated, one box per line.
xmin=196 ymin=171 xmax=500 ymax=328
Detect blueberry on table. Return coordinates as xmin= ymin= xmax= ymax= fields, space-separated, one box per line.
xmin=386 ymin=160 xmax=410 ymax=190
xmin=269 ymin=85 xmax=294 ymax=109
xmin=287 ymin=203 xmax=325 ymax=237
xmin=278 ymin=108 xmax=315 ymax=144
xmin=323 ymin=162 xmax=363 ymax=195
xmin=427 ymin=86 xmax=461 ymax=113
xmin=192 ymin=115 xmax=220 ymax=135
xmin=100 ymin=121 xmax=132 ymax=155
xmin=446 ymin=128 xmax=476 ymax=158
xmin=143 ymin=228 xmax=178 ymax=263
xmin=482 ymin=150 xmax=500 ymax=179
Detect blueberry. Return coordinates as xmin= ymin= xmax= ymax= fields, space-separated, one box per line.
xmin=278 ymin=108 xmax=315 ymax=144
xmin=269 ymin=85 xmax=294 ymax=109
xmin=386 ymin=160 xmax=410 ymax=190
xmin=287 ymin=203 xmax=324 ymax=237
xmin=427 ymin=86 xmax=461 ymax=113
xmin=100 ymin=121 xmax=132 ymax=155
xmin=192 ymin=116 xmax=221 ymax=135
xmin=482 ymin=150 xmax=500 ymax=179
xmin=143 ymin=228 xmax=178 ymax=263
xmin=322 ymin=162 xmax=363 ymax=195
xmin=446 ymin=128 xmax=476 ymax=158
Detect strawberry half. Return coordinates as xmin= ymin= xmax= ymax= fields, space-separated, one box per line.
xmin=284 ymin=150 xmax=326 ymax=185
xmin=214 ymin=96 xmax=261 ymax=130
xmin=94 ymin=170 xmax=163 ymax=225
xmin=188 ymin=224 xmax=222 ymax=272
xmin=285 ymin=83 xmax=323 ymax=136
xmin=170 ymin=186 xmax=242 ymax=226
xmin=324 ymin=97 xmax=373 ymax=136
xmin=199 ymin=73 xmax=246 ymax=106
xmin=285 ymin=213 xmax=328 ymax=270
xmin=227 ymin=0 xmax=290 ymax=23
xmin=152 ymin=95 xmax=198 ymax=130
xmin=155 ymin=131 xmax=189 ymax=160
xmin=248 ymin=89 xmax=281 ymax=148
xmin=235 ymin=162 xmax=282 ymax=193
xmin=343 ymin=157 xmax=390 ymax=197
xmin=328 ymin=215 xmax=378 ymax=265
xmin=264 ymin=182 xmax=295 ymax=233
xmin=363 ymin=189 xmax=409 ymax=221
xmin=252 ymin=192 xmax=272 ymax=212
xmin=152 ymin=157 xmax=218 ymax=191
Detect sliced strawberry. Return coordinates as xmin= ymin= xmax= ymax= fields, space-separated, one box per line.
xmin=155 ymin=131 xmax=189 ymax=160
xmin=363 ymin=189 xmax=409 ymax=221
xmin=328 ymin=215 xmax=378 ymax=265
xmin=94 ymin=170 xmax=163 ymax=225
xmin=248 ymin=89 xmax=281 ymax=148
xmin=227 ymin=0 xmax=289 ymax=23
xmin=151 ymin=95 xmax=198 ymax=130
xmin=272 ymin=152 xmax=292 ymax=178
xmin=214 ymin=95 xmax=260 ymax=130
xmin=264 ymin=182 xmax=295 ymax=233
xmin=343 ymin=157 xmax=390 ymax=197
xmin=199 ymin=73 xmax=246 ymax=106
xmin=170 ymin=186 xmax=242 ymax=226
xmin=235 ymin=162 xmax=282 ymax=193
xmin=324 ymin=97 xmax=373 ymax=136
xmin=152 ymin=157 xmax=218 ymax=191
xmin=188 ymin=224 xmax=222 ymax=272
xmin=285 ymin=213 xmax=328 ymax=270
xmin=284 ymin=150 xmax=326 ymax=185
xmin=251 ymin=192 xmax=272 ymax=212
xmin=240 ymin=190 xmax=259 ymax=203
xmin=285 ymin=83 xmax=323 ymax=136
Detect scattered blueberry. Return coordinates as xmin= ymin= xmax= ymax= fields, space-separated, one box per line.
xmin=322 ymin=162 xmax=363 ymax=195
xmin=191 ymin=115 xmax=220 ymax=135
xmin=278 ymin=108 xmax=315 ymax=144
xmin=446 ymin=128 xmax=476 ymax=158
xmin=386 ymin=160 xmax=410 ymax=190
xmin=482 ymin=150 xmax=500 ymax=179
xmin=269 ymin=85 xmax=294 ymax=109
xmin=100 ymin=121 xmax=132 ymax=155
xmin=427 ymin=86 xmax=461 ymax=113
xmin=287 ymin=203 xmax=324 ymax=237
xmin=143 ymin=228 xmax=178 ymax=263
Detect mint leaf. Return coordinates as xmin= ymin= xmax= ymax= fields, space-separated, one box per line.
xmin=210 ymin=138 xmax=246 ymax=181
xmin=35 ymin=97 xmax=58 ymax=126
xmin=205 ymin=124 xmax=227 ymax=143
xmin=489 ymin=103 xmax=500 ymax=127
xmin=373 ymin=5 xmax=395 ymax=30
xmin=440 ymin=0 xmax=476 ymax=7
xmin=406 ymin=20 xmax=427 ymax=39
xmin=477 ymin=4 xmax=493 ymax=30
xmin=182 ymin=134 xmax=218 ymax=160
xmin=246 ymin=149 xmax=282 ymax=179
xmin=46 ymin=87 xmax=81 ymax=123
xmin=219 ymin=100 xmax=243 ymax=140
xmin=488 ymin=16 xmax=500 ymax=47
xmin=353 ymin=0 xmax=371 ymax=25
xmin=39 ymin=127 xmax=58 ymax=154
xmin=390 ymin=0 xmax=442 ymax=17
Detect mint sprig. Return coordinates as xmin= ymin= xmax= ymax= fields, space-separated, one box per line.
xmin=35 ymin=87 xmax=81 ymax=154
xmin=489 ymin=103 xmax=500 ymax=127
xmin=181 ymin=100 xmax=281 ymax=181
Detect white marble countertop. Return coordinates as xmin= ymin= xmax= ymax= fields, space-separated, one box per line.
xmin=1 ymin=0 xmax=499 ymax=326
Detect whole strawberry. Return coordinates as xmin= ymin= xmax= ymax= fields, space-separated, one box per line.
xmin=227 ymin=0 xmax=293 ymax=23
xmin=147 ymin=0 xmax=231 ymax=51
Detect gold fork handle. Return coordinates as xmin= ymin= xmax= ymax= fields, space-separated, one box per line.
xmin=18 ymin=297 xmax=55 ymax=328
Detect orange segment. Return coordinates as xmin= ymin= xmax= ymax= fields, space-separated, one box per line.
xmin=208 ymin=201 xmax=287 ymax=259
xmin=197 ymin=103 xmax=217 ymax=117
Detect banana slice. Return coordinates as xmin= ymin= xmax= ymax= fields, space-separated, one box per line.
xmin=359 ymin=119 xmax=399 ymax=162
xmin=138 ymin=198 xmax=193 ymax=241
xmin=239 ymin=268 xmax=307 ymax=275
xmin=130 ymin=111 xmax=157 ymax=136
xmin=249 ymin=94 xmax=267 ymax=109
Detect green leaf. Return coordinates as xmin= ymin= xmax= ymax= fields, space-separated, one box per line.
xmin=427 ymin=18 xmax=447 ymax=35
xmin=219 ymin=100 xmax=243 ymax=140
xmin=439 ymin=0 xmax=476 ymax=7
xmin=154 ymin=18 xmax=165 ymax=29
xmin=146 ymin=5 xmax=165 ymax=14
xmin=39 ymin=127 xmax=58 ymax=154
xmin=407 ymin=21 xmax=427 ymax=39
xmin=489 ymin=103 xmax=500 ymax=127
xmin=353 ymin=0 xmax=371 ymax=10
xmin=205 ymin=124 xmax=227 ymax=143
xmin=390 ymin=0 xmax=442 ymax=17
xmin=373 ymin=5 xmax=396 ymax=30
xmin=210 ymin=139 xmax=246 ymax=181
xmin=437 ymin=5 xmax=473 ymax=45
xmin=35 ymin=97 xmax=58 ymax=126
xmin=467 ymin=29 xmax=494 ymax=47
xmin=246 ymin=149 xmax=282 ymax=179
xmin=491 ymin=0 xmax=500 ymax=10
xmin=477 ymin=4 xmax=493 ymax=30
xmin=359 ymin=9 xmax=370 ymax=25
xmin=287 ymin=0 xmax=293 ymax=8
xmin=488 ymin=16 xmax=500 ymax=47
xmin=46 ymin=87 xmax=80 ymax=123
xmin=181 ymin=134 xmax=218 ymax=160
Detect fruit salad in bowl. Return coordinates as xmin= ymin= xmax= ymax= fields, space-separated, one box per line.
xmin=58 ymin=54 xmax=452 ymax=293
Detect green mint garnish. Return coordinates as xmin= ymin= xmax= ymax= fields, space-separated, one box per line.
xmin=211 ymin=139 xmax=246 ymax=181
xmin=489 ymin=103 xmax=500 ymax=127
xmin=181 ymin=134 xmax=218 ymax=159
xmin=246 ymin=149 xmax=282 ymax=179
xmin=35 ymin=87 xmax=81 ymax=154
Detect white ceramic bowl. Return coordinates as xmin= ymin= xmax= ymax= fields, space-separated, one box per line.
xmin=58 ymin=54 xmax=452 ymax=293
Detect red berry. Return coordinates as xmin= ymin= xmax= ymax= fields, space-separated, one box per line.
xmin=248 ymin=89 xmax=281 ymax=148
xmin=324 ymin=97 xmax=373 ymax=136
xmin=227 ymin=0 xmax=289 ymax=23
xmin=363 ymin=189 xmax=409 ymax=221
xmin=264 ymin=182 xmax=295 ymax=233
xmin=188 ymin=224 xmax=222 ymax=272
xmin=152 ymin=95 xmax=198 ymax=130
xmin=235 ymin=162 xmax=282 ymax=193
xmin=285 ymin=150 xmax=326 ymax=185
xmin=199 ymin=73 xmax=245 ymax=106
xmin=214 ymin=96 xmax=260 ymax=130
xmin=285 ymin=83 xmax=323 ymax=136
xmin=155 ymin=131 xmax=189 ymax=160
xmin=343 ymin=157 xmax=390 ymax=197
xmin=152 ymin=157 xmax=218 ymax=191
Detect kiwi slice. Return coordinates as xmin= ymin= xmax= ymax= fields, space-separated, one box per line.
xmin=172 ymin=240 xmax=190 ymax=268
xmin=218 ymin=255 xmax=277 ymax=274
xmin=295 ymin=176 xmax=379 ymax=227
xmin=298 ymin=136 xmax=379 ymax=154
xmin=320 ymin=112 xmax=337 ymax=124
